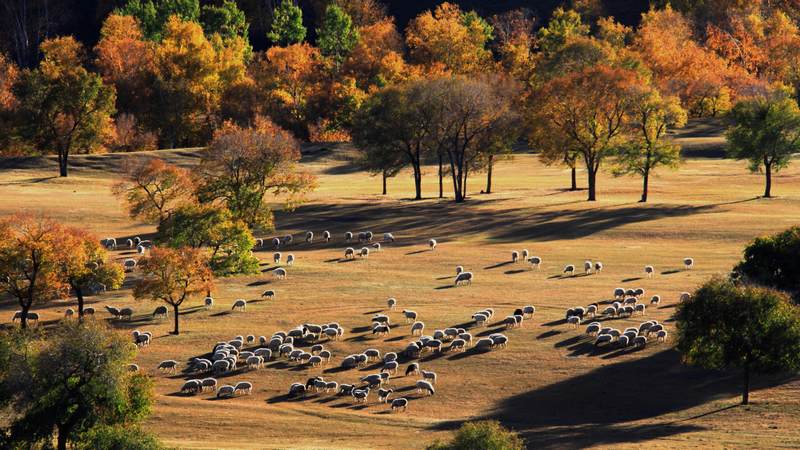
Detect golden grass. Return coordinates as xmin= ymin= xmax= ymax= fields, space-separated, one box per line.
xmin=1 ymin=148 xmax=800 ymax=449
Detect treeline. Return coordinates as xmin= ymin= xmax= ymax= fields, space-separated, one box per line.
xmin=0 ymin=0 xmax=799 ymax=198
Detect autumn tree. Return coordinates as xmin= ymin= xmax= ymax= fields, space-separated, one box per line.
xmin=134 ymin=247 xmax=214 ymax=335
xmin=59 ymin=227 xmax=125 ymax=318
xmin=317 ymin=4 xmax=360 ymax=69
xmin=333 ymin=0 xmax=388 ymax=27
xmin=0 ymin=53 xmax=19 ymax=152
xmin=489 ymin=9 xmax=537 ymax=85
xmin=119 ymin=0 xmax=200 ymax=41
xmin=200 ymin=0 xmax=249 ymax=41
xmin=343 ymin=19 xmax=407 ymax=91
xmin=2 ymin=321 xmax=156 ymax=450
xmin=113 ymin=158 xmax=196 ymax=225
xmin=197 ymin=117 xmax=316 ymax=230
xmin=406 ymin=2 xmax=493 ymax=74
xmin=615 ymin=87 xmax=687 ymax=202
xmin=0 ymin=215 xmax=69 ymax=328
xmin=158 ymin=205 xmax=259 ymax=276
xmin=530 ymin=65 xmax=637 ymax=201
xmin=537 ymin=7 xmax=589 ymax=56
xmin=13 ymin=37 xmax=116 ymax=177
xmin=267 ymin=0 xmax=306 ymax=46
xmin=676 ymin=277 xmax=800 ymax=405
xmin=726 ymin=89 xmax=800 ymax=198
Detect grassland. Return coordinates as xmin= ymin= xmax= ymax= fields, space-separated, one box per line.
xmin=1 ymin=136 xmax=799 ymax=449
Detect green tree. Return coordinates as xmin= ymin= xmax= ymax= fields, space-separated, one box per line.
xmin=3 ymin=321 xmax=155 ymax=450
xmin=317 ymin=4 xmax=359 ymax=68
xmin=201 ymin=0 xmax=249 ymax=41
xmin=14 ymin=37 xmax=116 ymax=177
xmin=726 ymin=90 xmax=800 ymax=198
xmin=537 ymin=7 xmax=589 ymax=56
xmin=158 ymin=205 xmax=260 ymax=276
xmin=427 ymin=420 xmax=525 ymax=450
xmin=676 ymin=277 xmax=800 ymax=405
xmin=77 ymin=425 xmax=163 ymax=450
xmin=267 ymin=0 xmax=306 ymax=46
xmin=735 ymin=226 xmax=800 ymax=301
xmin=615 ymin=87 xmax=687 ymax=202
xmin=119 ymin=0 xmax=201 ymax=41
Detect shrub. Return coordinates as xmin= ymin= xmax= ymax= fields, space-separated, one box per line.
xmin=427 ymin=420 xmax=524 ymax=450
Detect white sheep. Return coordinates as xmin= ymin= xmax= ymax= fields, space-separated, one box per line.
xmin=680 ymin=292 xmax=691 ymax=302
xmin=567 ymin=316 xmax=581 ymax=327
xmin=411 ymin=321 xmax=425 ymax=336
xmin=384 ymin=232 xmax=395 ymax=242
xmin=152 ymin=305 xmax=168 ymax=319
xmin=421 ymin=370 xmax=437 ymax=384
xmin=273 ymin=268 xmax=287 ymax=279
xmin=416 ymin=380 xmax=435 ymax=396
xmin=283 ymin=235 xmax=293 ymax=245
xmin=528 ymin=256 xmax=542 ymax=269
xmin=455 ymin=265 xmax=464 ymax=275
xmin=344 ymin=247 xmax=355 ymax=259
xmin=231 ymin=299 xmax=247 ymax=311
xmin=428 ymin=239 xmax=437 ymax=250
xmin=285 ymin=254 xmax=295 ymax=265
xmin=563 ymin=264 xmax=575 ymax=276
xmin=387 ymin=297 xmax=396 ymax=310
xmin=512 ymin=251 xmax=520 ymax=263
xmin=273 ymin=252 xmax=282 ymax=264
xmin=344 ymin=231 xmax=353 ymax=242
xmin=201 ymin=378 xmax=218 ymax=392
xmin=522 ymin=305 xmax=535 ymax=318
xmin=123 ymin=258 xmax=137 ymax=272
xmin=402 ymin=310 xmax=418 ymax=322
xmin=521 ymin=249 xmax=529 ymax=260
xmin=656 ymin=330 xmax=668 ymax=342
xmin=614 ymin=287 xmax=625 ymax=299
xmin=594 ymin=261 xmax=603 ymax=273
xmin=305 ymin=231 xmax=314 ymax=243
xmin=372 ymin=242 xmax=381 ymax=251
xmin=64 ymin=308 xmax=75 ymax=319
xmin=157 ymin=360 xmax=178 ymax=373
xmin=261 ymin=290 xmax=275 ymax=300
xmin=454 ymin=271 xmax=473 ymax=286
xmin=181 ymin=379 xmax=202 ymax=394
xmin=584 ymin=260 xmax=593 ymax=274
xmin=234 ymin=381 xmax=253 ymax=395
xmin=217 ymin=385 xmax=236 ymax=398
xmin=359 ymin=247 xmax=370 ymax=258
xmin=683 ymin=258 xmax=694 ymax=270
xmin=272 ymin=237 xmax=281 ymax=249
xmin=635 ymin=304 xmax=646 ymax=316
xmin=391 ymin=397 xmax=408 ymax=412
xmin=650 ymin=295 xmax=661 ymax=305
xmin=645 ymin=265 xmax=655 ymax=278
xmin=204 ymin=296 xmax=214 ymax=309
xmin=323 ymin=231 xmax=331 ymax=242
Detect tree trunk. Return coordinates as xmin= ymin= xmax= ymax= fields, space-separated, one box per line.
xmin=58 ymin=151 xmax=69 ymax=177
xmin=485 ymin=155 xmax=493 ymax=194
xmin=640 ymin=167 xmax=650 ymax=203
xmin=742 ymin=363 xmax=750 ymax=405
xmin=412 ymin=163 xmax=422 ymax=200
xmin=19 ymin=302 xmax=30 ymax=329
xmin=381 ymin=171 xmax=387 ymax=196
xmin=764 ymin=160 xmax=772 ymax=198
xmin=438 ymin=153 xmax=443 ymax=198
xmin=57 ymin=424 xmax=68 ymax=450
xmin=172 ymin=304 xmax=180 ymax=335
xmin=76 ymin=287 xmax=85 ymax=319
xmin=570 ymin=166 xmax=577 ymax=191
xmin=587 ymin=168 xmax=597 ymax=201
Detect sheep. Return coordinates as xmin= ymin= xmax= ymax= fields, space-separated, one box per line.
xmin=359 ymin=247 xmax=370 ymax=258
xmin=449 ymin=339 xmax=467 ymax=352
xmin=271 ymin=237 xmax=281 ymax=249
xmin=104 ymin=305 xmax=120 ymax=319
xmin=137 ymin=245 xmax=146 ymax=255
xmin=521 ymin=249 xmax=529 ymax=261
xmin=125 ymin=238 xmax=134 ymax=248
xmin=372 ymin=242 xmax=381 ymax=251
xmin=455 ymin=265 xmax=464 ymax=276
xmin=289 ymin=383 xmax=307 ymax=397
xmin=635 ymin=304 xmax=646 ymax=316
xmin=503 ymin=316 xmax=518 ymax=329
xmin=344 ymin=231 xmax=354 ymax=242
xmin=563 ymin=264 xmax=575 ymax=276
xmin=521 ymin=305 xmax=535 ymax=319
xmin=382 ymin=361 xmax=399 ymax=374
xmin=254 ymin=348 xmax=272 ymax=360
xmin=364 ymin=348 xmax=381 ymax=361
xmin=586 ymin=304 xmax=598 ymax=318
xmin=372 ymin=324 xmax=390 ymax=337
xmin=386 ymin=297 xmax=397 ymax=310
xmin=324 ymin=381 xmax=338 ymax=393
xmin=84 ymin=307 xmax=95 ymax=316
xmin=566 ymin=316 xmax=581 ymax=328
xmin=273 ymin=268 xmax=287 ymax=279
xmin=384 ymin=232 xmax=395 ymax=242
xmin=391 ymin=397 xmax=408 ymax=412
xmin=404 ymin=343 xmax=421 ymax=357
xmin=680 ymin=292 xmax=691 ymax=302
xmin=261 ymin=290 xmax=276 ymax=300
xmin=378 ymin=388 xmax=393 ymax=403
xmin=344 ymin=247 xmax=355 ymax=259
xmin=584 ymin=260 xmax=593 ymax=274
xmin=231 ymin=299 xmax=247 ymax=311
xmin=618 ymin=335 xmax=630 ymax=347
xmin=402 ymin=309 xmax=418 ymax=323
xmin=283 ymin=235 xmax=293 ymax=245
xmin=255 ymin=238 xmax=264 ymax=248
xmin=373 ymin=314 xmax=390 ymax=324
xmin=454 ymin=271 xmax=473 ymax=286
xmin=201 ymin=378 xmax=218 ymax=392
xmin=405 ymin=362 xmax=420 ymax=376
xmin=216 ymin=385 xmax=236 ymax=398
xmin=425 ymin=339 xmax=442 ymax=353
xmin=365 ymin=231 xmax=374 ymax=242
xmin=360 ymin=374 xmax=383 ymax=387
xmin=273 ymin=252 xmax=282 ymax=264
xmin=337 ymin=384 xmax=355 ymax=396
xmin=647 ymin=324 xmax=665 ymax=336
xmin=123 ymin=258 xmax=137 ymax=272
xmin=645 ymin=265 xmax=655 ymax=278
xmin=633 ymin=336 xmax=647 ymax=348
xmin=305 ymin=231 xmax=314 ymax=243
xmin=650 ymin=295 xmax=661 ymax=305
xmin=119 ymin=308 xmax=134 ymax=321
xmin=585 ymin=323 xmax=601 ymax=336
xmin=128 ymin=364 xmax=139 ymax=372
xmin=416 ymin=380 xmax=435 ymax=396
xmin=512 ymin=251 xmax=520 ymax=263
xmin=684 ymin=257 xmax=694 ymax=270
xmin=490 ymin=334 xmax=509 ymax=348
xmin=406 ymin=321 xmax=424 ymax=336
xmin=135 ymin=333 xmax=151 ymax=347
xmin=624 ymin=297 xmax=637 ymax=305
xmin=323 ymin=231 xmax=331 ymax=242
xmin=528 ymin=256 xmax=542 ymax=269
xmin=656 ymin=330 xmax=668 ymax=342
xmin=594 ymin=334 xmax=613 ymax=347
xmin=433 ymin=330 xmax=445 ymax=340
xmin=152 ymin=305 xmax=168 ymax=319
xmin=181 ymin=379 xmax=202 ymax=394
xmin=246 ymin=355 xmax=264 ymax=369
xmin=614 ymin=287 xmax=625 ymax=299
xmin=64 ymin=308 xmax=75 ymax=319
xmin=157 ymin=360 xmax=179 ymax=373
xmin=204 ymin=297 xmax=214 ymax=309
xmin=213 ymin=360 xmax=231 ymax=373
xmin=286 ymin=254 xmax=295 ymax=265
xmin=352 ymin=388 xmax=371 ymax=403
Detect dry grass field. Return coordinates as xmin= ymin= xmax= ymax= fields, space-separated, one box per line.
xmin=1 ymin=138 xmax=800 ymax=449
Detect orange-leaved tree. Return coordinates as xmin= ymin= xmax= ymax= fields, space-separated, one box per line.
xmin=134 ymin=247 xmax=214 ymax=335
xmin=113 ymin=157 xmax=196 ymax=226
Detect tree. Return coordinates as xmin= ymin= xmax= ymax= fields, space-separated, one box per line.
xmin=158 ymin=205 xmax=260 ymax=276
xmin=405 ymin=2 xmax=493 ymax=74
xmin=333 ymin=0 xmax=388 ymax=28
xmin=267 ymin=0 xmax=306 ymax=46
xmin=615 ymin=87 xmax=687 ymax=202
xmin=537 ymin=7 xmax=589 ymax=56
xmin=134 ymin=247 xmax=214 ymax=335
xmin=113 ymin=158 xmax=196 ymax=226
xmin=317 ymin=4 xmax=359 ymax=69
xmin=735 ymin=226 xmax=800 ymax=301
xmin=343 ymin=18 xmax=407 ymax=91
xmin=0 ymin=215 xmax=69 ymax=328
xmin=676 ymin=277 xmax=800 ymax=405
xmin=530 ymin=65 xmax=638 ymax=201
xmin=427 ymin=420 xmax=524 ymax=450
xmin=197 ymin=117 xmax=316 ymax=230
xmin=14 ymin=37 xmax=116 ymax=177
xmin=201 ymin=0 xmax=249 ymax=41
xmin=726 ymin=90 xmax=800 ymax=198
xmin=119 ymin=0 xmax=200 ymax=41
xmin=3 ymin=321 xmax=155 ymax=450
xmin=59 ymin=227 xmax=125 ymax=318
xmin=77 ymin=425 xmax=163 ymax=450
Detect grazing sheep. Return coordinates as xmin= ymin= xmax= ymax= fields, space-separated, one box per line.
xmin=454 ymin=271 xmax=473 ymax=286
xmin=421 ymin=370 xmax=437 ymax=384
xmin=567 ymin=316 xmax=581 ymax=328
xmin=273 ymin=268 xmax=287 ymax=279
xmin=473 ymin=313 xmax=488 ymax=327
xmin=365 ymin=231 xmax=374 ymax=242
xmin=372 ymin=324 xmax=390 ymax=337
xmin=283 ymin=235 xmax=293 ymax=245
xmin=391 ymin=397 xmax=408 ymax=412
xmin=563 ymin=264 xmax=575 ymax=276
xmin=152 ymin=305 xmax=168 ymax=319
xmin=286 ymin=254 xmax=295 ymax=265
xmin=680 ymin=292 xmax=691 ymax=302
xmin=344 ymin=247 xmax=355 ymax=259
xmin=272 ymin=237 xmax=281 ymax=249
xmin=382 ymin=361 xmax=399 ymax=374
xmin=384 ymin=233 xmax=395 ymax=242
xmin=323 ymin=231 xmax=331 ymax=242
xmin=246 ymin=355 xmax=263 ymax=369
xmin=650 ymin=295 xmax=661 ymax=305
xmin=254 ymin=348 xmax=272 ymax=360
xmin=255 ymin=238 xmax=264 ymax=248
xmin=157 ymin=360 xmax=179 ymax=373
xmin=586 ymin=304 xmax=598 ymax=318
xmin=684 ymin=258 xmax=694 ymax=270
xmin=411 ymin=321 xmax=425 ymax=336
xmin=181 ymin=380 xmax=202 ymax=394
xmin=425 ymin=340 xmax=442 ymax=353
xmin=345 ymin=232 xmax=354 ymax=242
xmin=584 ymin=260 xmax=593 ymax=274
xmin=645 ymin=265 xmax=655 ymax=278
xmin=490 ymin=334 xmax=509 ymax=348
xmin=234 ymin=381 xmax=253 ymax=395
xmin=372 ymin=242 xmax=381 ymax=251
xmin=289 ymin=383 xmax=307 ymax=397
xmin=594 ymin=334 xmax=613 ymax=347
xmin=402 ymin=310 xmax=418 ymax=322
xmin=624 ymin=297 xmax=637 ymax=305
xmin=528 ymin=256 xmax=542 ymax=269
xmin=512 ymin=251 xmax=520 ymax=263
xmin=201 ymin=378 xmax=218 ymax=392
xmin=378 ymin=388 xmax=393 ymax=403
xmin=387 ymin=297 xmax=397 ymax=310
xmin=231 ymin=299 xmax=247 ymax=311
xmin=324 ymin=381 xmax=338 ymax=393
xmin=128 ymin=364 xmax=139 ymax=372
xmin=449 ymin=338 xmax=467 ymax=352
xmin=416 ymin=380 xmax=435 ymax=396
xmin=305 ymin=231 xmax=314 ymax=243
xmin=217 ymin=385 xmax=236 ymax=398
xmin=126 ymin=238 xmax=134 ymax=248
xmin=618 ymin=335 xmax=630 ymax=347
xmin=595 ymin=262 xmax=603 ymax=272
xmin=613 ymin=288 xmax=625 ymax=299
xmin=585 ymin=323 xmax=601 ymax=336
xmin=521 ymin=249 xmax=529 ymax=261
xmin=352 ymin=388 xmax=371 ymax=403
xmin=123 ymin=258 xmax=137 ymax=272
xmin=635 ymin=304 xmax=646 ymax=316
xmin=119 ymin=308 xmax=134 ymax=321
xmin=104 ymin=305 xmax=120 ymax=319
xmin=84 ymin=307 xmax=95 ymax=316
xmin=633 ymin=336 xmax=647 ymax=347
xmin=656 ymin=330 xmax=668 ymax=342
xmin=455 ymin=265 xmax=464 ymax=275
xmin=522 ymin=305 xmax=535 ymax=318
xmin=64 ymin=308 xmax=75 ymax=319
xmin=261 ymin=290 xmax=276 ymax=300
xmin=428 ymin=239 xmax=437 ymax=250
xmin=273 ymin=252 xmax=282 ymax=264
xmin=359 ymin=247 xmax=370 ymax=258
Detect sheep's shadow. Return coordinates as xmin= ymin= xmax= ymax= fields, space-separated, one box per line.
xmin=622 ymin=277 xmax=643 ymax=282
xmin=484 ymin=261 xmax=514 ymax=270
xmin=542 ymin=319 xmax=567 ymax=327
xmin=209 ymin=311 xmax=232 ymax=317
xmin=337 ymin=258 xmax=357 ymax=263
xmin=476 ymin=326 xmax=507 ymax=337
xmin=434 ymin=285 xmax=455 ymax=290
xmin=436 ymin=275 xmax=453 ymax=280
xmin=504 ymin=269 xmax=527 ymax=275
xmin=247 ymin=280 xmax=270 ymax=286
xmin=537 ymin=330 xmax=561 ymax=339
xmin=405 ymin=249 xmax=431 ymax=255
xmin=363 ymin=309 xmax=383 ymax=315
xmin=554 ymin=335 xmax=585 ymax=348
xmin=661 ymin=269 xmax=682 ymax=275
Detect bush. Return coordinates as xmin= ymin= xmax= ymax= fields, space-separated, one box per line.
xmin=735 ymin=226 xmax=800 ymax=301
xmin=77 ymin=425 xmax=163 ymax=450
xmin=427 ymin=420 xmax=524 ymax=450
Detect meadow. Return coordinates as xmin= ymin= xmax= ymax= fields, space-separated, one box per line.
xmin=1 ymin=139 xmax=800 ymax=449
